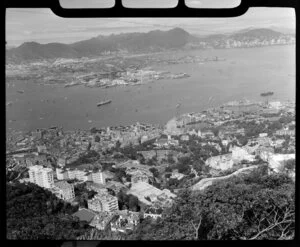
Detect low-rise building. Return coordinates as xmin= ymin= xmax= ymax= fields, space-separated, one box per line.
xmin=143 ymin=207 xmax=163 ymax=220
xmin=275 ymin=129 xmax=295 ymax=136
xmin=110 ymin=210 xmax=140 ymax=233
xmin=231 ymin=146 xmax=255 ymax=162
xmin=88 ymin=171 xmax=105 ymax=185
xmin=131 ymin=170 xmax=149 ymax=184
xmin=88 ymin=193 xmax=119 ymax=213
xmin=267 ymin=153 xmax=295 ymax=174
xmin=53 ymin=181 xmax=75 ymax=201
xmin=259 ymin=133 xmax=268 ymax=138
xmin=127 ymin=182 xmax=176 ymax=208
xmin=89 ymin=211 xmax=115 ymax=230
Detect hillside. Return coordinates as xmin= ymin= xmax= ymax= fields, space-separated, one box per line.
xmin=6 ymin=27 xmax=295 ymax=64
xmin=6 ymin=28 xmax=197 ymax=63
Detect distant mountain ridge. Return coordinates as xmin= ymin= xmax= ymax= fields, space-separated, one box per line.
xmin=6 ymin=27 xmax=295 ymax=63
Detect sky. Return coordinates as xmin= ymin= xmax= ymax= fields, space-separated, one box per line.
xmin=6 ymin=0 xmax=295 ymax=47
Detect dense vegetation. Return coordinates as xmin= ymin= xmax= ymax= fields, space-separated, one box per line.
xmin=67 ymin=150 xmax=100 ymax=168
xmin=7 ymin=182 xmax=92 ymax=239
xmin=127 ymin=172 xmax=295 ymax=240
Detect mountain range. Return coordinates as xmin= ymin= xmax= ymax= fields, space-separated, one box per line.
xmin=6 ymin=27 xmax=295 ymax=63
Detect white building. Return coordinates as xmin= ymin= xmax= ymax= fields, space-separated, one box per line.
xmin=56 ymin=168 xmax=65 ymax=180
xmin=89 ymin=171 xmax=105 ymax=185
xmin=88 ymin=193 xmax=119 ymax=213
xmin=54 ymin=181 xmax=75 ymax=201
xmin=268 ymin=153 xmax=295 ymax=173
xmin=259 ymin=133 xmax=268 ymax=138
xmin=268 ymin=101 xmax=282 ymax=109
xmin=231 ymin=146 xmax=255 ymax=162
xmin=28 ymin=165 xmax=54 ymax=189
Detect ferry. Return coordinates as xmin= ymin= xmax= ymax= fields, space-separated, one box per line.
xmin=260 ymin=91 xmax=274 ymax=97
xmin=97 ymin=100 xmax=112 ymax=107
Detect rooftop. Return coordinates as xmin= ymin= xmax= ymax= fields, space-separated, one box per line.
xmin=72 ymin=208 xmax=97 ymax=223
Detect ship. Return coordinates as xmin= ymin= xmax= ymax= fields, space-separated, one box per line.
xmin=260 ymin=91 xmax=274 ymax=97
xmin=97 ymin=100 xmax=112 ymax=107
xmin=17 ymin=90 xmax=24 ymax=94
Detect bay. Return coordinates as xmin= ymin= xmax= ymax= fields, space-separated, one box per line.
xmin=6 ymin=45 xmax=295 ymax=132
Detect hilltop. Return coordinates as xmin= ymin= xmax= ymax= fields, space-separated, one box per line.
xmin=6 ymin=27 xmax=295 ymax=63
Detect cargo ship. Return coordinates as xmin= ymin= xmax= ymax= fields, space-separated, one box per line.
xmin=97 ymin=100 xmax=112 ymax=107
xmin=260 ymin=91 xmax=274 ymax=97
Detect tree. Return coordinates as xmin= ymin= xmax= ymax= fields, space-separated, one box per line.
xmin=128 ymin=172 xmax=295 ymax=240
xmin=284 ymin=159 xmax=295 ymax=171
xmin=146 ymin=158 xmax=156 ymax=166
xmin=114 ymin=168 xmax=127 ymax=183
xmin=167 ymin=153 xmax=175 ymax=164
xmin=94 ymin=135 xmax=100 ymax=142
xmin=128 ymin=195 xmax=139 ymax=212
xmin=149 ymin=167 xmax=159 ymax=178
xmin=6 ymin=182 xmax=89 ymax=240
xmin=165 ymin=166 xmax=173 ymax=173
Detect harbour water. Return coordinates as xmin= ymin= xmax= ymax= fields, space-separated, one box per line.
xmin=6 ymin=45 xmax=295 ymax=132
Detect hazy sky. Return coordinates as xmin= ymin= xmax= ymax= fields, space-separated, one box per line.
xmin=6 ymin=1 xmax=295 ymax=46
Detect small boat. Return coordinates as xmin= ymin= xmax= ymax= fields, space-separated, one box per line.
xmin=17 ymin=90 xmax=24 ymax=94
xmin=6 ymin=102 xmax=13 ymax=106
xmin=97 ymin=100 xmax=112 ymax=107
xmin=88 ymin=120 xmax=92 ymax=123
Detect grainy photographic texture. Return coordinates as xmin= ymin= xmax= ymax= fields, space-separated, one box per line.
xmin=6 ymin=1 xmax=295 ymax=241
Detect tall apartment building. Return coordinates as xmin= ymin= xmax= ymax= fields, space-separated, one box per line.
xmin=54 ymin=181 xmax=75 ymax=201
xmin=28 ymin=165 xmax=54 ymax=189
xmin=88 ymin=193 xmax=118 ymax=213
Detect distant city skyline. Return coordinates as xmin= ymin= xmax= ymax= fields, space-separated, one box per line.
xmin=6 ymin=7 xmax=295 ymax=47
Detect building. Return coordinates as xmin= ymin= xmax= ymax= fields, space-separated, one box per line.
xmin=180 ymin=134 xmax=189 ymax=142
xmin=56 ymin=168 xmax=65 ymax=180
xmin=267 ymin=153 xmax=295 ymax=174
xmin=72 ymin=208 xmax=97 ymax=224
xmin=127 ymin=182 xmax=176 ymax=208
xmin=57 ymin=158 xmax=66 ymax=167
xmin=231 ymin=146 xmax=255 ymax=162
xmin=88 ymin=193 xmax=119 ymax=213
xmin=170 ymin=170 xmax=185 ymax=180
xmin=28 ymin=165 xmax=54 ymax=189
xmin=37 ymin=145 xmax=47 ymax=153
xmin=143 ymin=207 xmax=163 ymax=220
xmin=89 ymin=211 xmax=115 ymax=230
xmin=53 ymin=181 xmax=75 ymax=201
xmin=275 ymin=129 xmax=295 ymax=136
xmin=89 ymin=171 xmax=105 ymax=185
xmin=205 ymin=154 xmax=234 ymax=172
xmin=110 ymin=210 xmax=140 ymax=233
xmin=131 ymin=170 xmax=149 ymax=184
xmin=259 ymin=133 xmax=268 ymax=138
